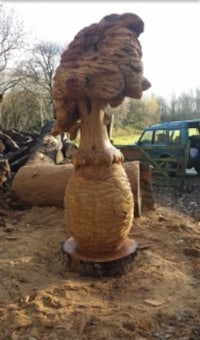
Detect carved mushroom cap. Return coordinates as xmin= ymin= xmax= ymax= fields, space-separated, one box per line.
xmin=52 ymin=12 xmax=151 ymax=136
xmin=54 ymin=12 xmax=150 ymax=102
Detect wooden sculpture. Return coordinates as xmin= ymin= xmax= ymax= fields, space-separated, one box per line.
xmin=12 ymin=161 xmax=155 ymax=214
xmin=52 ymin=13 xmax=151 ymax=266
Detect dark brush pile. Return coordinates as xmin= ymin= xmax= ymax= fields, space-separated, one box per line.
xmin=0 ymin=128 xmax=38 ymax=173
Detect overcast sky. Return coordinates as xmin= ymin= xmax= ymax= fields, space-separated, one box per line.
xmin=2 ymin=1 xmax=200 ymax=100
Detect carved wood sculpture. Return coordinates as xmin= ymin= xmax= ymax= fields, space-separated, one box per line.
xmin=52 ymin=13 xmax=151 ymax=266
xmin=12 ymin=161 xmax=155 ymax=215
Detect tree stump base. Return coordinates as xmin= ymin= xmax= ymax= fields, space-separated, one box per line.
xmin=62 ymin=237 xmax=138 ymax=277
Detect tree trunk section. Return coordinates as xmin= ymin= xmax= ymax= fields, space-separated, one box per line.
xmin=11 ymin=162 xmax=154 ymax=211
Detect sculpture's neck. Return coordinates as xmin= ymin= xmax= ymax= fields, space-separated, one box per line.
xmin=79 ymin=98 xmax=111 ymax=151
xmin=72 ymin=98 xmax=123 ymax=168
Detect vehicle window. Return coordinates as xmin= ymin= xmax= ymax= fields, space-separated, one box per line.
xmin=169 ymin=129 xmax=181 ymax=144
xmin=139 ymin=130 xmax=153 ymax=144
xmin=189 ymin=127 xmax=200 ymax=149
xmin=188 ymin=128 xmax=200 ymax=136
xmin=154 ymin=130 xmax=167 ymax=144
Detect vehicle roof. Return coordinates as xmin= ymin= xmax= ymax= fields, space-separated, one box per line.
xmin=145 ymin=119 xmax=200 ymax=130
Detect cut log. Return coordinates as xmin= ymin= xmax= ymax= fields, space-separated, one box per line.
xmin=0 ymin=139 xmax=6 ymax=153
xmin=140 ymin=162 xmax=155 ymax=211
xmin=26 ymin=122 xmax=78 ymax=166
xmin=63 ymin=237 xmax=139 ymax=277
xmin=12 ymin=164 xmax=74 ymax=207
xmin=0 ymin=131 xmax=19 ymax=152
xmin=1 ymin=128 xmax=38 ymax=147
xmin=124 ymin=161 xmax=141 ymax=217
xmin=10 ymin=155 xmax=30 ymax=173
xmin=6 ymin=140 xmax=37 ymax=171
xmin=0 ymin=128 xmax=39 ymax=176
xmin=0 ymin=158 xmax=11 ymax=186
xmin=0 ymin=124 xmax=79 ymax=188
xmin=27 ymin=134 xmax=64 ymax=165
xmin=12 ymin=161 xmax=154 ymax=212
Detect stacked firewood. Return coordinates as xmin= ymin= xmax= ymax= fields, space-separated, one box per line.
xmin=0 ymin=122 xmax=78 ymax=186
xmin=0 ymin=128 xmax=38 ymax=183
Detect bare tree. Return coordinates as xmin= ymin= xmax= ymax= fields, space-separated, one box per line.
xmin=26 ymin=41 xmax=63 ymax=123
xmin=1 ymin=85 xmax=41 ymax=131
xmin=0 ymin=5 xmax=64 ymax=130
xmin=0 ymin=64 xmax=26 ymax=99
xmin=0 ymin=4 xmax=26 ymax=120
xmin=0 ymin=5 xmax=25 ymax=71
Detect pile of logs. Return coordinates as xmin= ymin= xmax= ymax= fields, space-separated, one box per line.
xmin=0 ymin=121 xmax=79 ymax=186
xmin=0 ymin=128 xmax=39 ymax=173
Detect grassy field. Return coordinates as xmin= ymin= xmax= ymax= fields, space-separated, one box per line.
xmin=74 ymin=127 xmax=142 ymax=146
xmin=112 ymin=128 xmax=141 ymax=145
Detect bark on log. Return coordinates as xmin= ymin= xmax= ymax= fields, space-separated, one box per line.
xmin=0 ymin=131 xmax=19 ymax=152
xmin=10 ymin=155 xmax=30 ymax=173
xmin=0 ymin=123 xmax=78 ymax=177
xmin=0 ymin=139 xmax=6 ymax=153
xmin=27 ymin=134 xmax=64 ymax=165
xmin=12 ymin=161 xmax=154 ymax=212
xmin=6 ymin=140 xmax=37 ymax=171
xmin=0 ymin=158 xmax=11 ymax=186
xmin=1 ymin=128 xmax=37 ymax=147
xmin=140 ymin=162 xmax=155 ymax=211
xmin=0 ymin=128 xmax=39 ymax=174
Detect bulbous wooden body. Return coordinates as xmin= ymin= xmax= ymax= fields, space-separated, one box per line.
xmin=64 ymin=163 xmax=133 ymax=257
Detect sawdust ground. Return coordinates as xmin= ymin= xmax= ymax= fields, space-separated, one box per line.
xmin=0 ymin=173 xmax=200 ymax=340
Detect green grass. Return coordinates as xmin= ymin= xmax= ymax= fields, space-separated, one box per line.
xmin=112 ymin=129 xmax=141 ymax=145
xmin=73 ymin=127 xmax=142 ymax=146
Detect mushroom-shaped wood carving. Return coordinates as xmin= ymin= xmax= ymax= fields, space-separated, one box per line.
xmin=52 ymin=13 xmax=151 ymax=264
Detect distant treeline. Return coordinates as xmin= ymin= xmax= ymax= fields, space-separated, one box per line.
xmin=0 ymin=4 xmax=199 ymax=134
xmin=108 ymin=88 xmax=200 ymax=132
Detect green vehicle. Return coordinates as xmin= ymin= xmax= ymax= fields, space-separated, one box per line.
xmin=135 ymin=119 xmax=200 ymax=174
xmin=116 ymin=119 xmax=200 ymax=176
